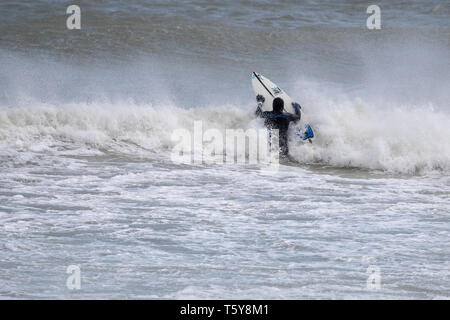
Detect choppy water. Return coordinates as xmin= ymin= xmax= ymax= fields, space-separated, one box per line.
xmin=0 ymin=0 xmax=449 ymax=299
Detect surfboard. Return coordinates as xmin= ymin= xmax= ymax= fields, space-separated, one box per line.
xmin=251 ymin=72 xmax=295 ymax=113
xmin=251 ymin=72 xmax=315 ymax=142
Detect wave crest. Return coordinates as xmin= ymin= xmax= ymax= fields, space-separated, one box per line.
xmin=1 ymin=98 xmax=449 ymax=174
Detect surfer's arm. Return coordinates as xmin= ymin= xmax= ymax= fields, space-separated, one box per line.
xmin=255 ymin=102 xmax=263 ymax=116
xmin=255 ymin=103 xmax=269 ymax=118
xmin=289 ymin=103 xmax=301 ymax=122
xmin=255 ymin=95 xmax=267 ymax=118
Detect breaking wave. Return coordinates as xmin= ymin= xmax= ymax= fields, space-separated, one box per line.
xmin=1 ymin=95 xmax=449 ymax=174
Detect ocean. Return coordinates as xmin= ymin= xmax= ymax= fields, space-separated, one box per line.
xmin=0 ymin=0 xmax=449 ymax=299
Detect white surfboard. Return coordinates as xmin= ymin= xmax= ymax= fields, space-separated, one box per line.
xmin=251 ymin=72 xmax=295 ymax=113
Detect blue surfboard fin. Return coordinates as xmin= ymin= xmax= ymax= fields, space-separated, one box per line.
xmin=296 ymin=124 xmax=314 ymax=143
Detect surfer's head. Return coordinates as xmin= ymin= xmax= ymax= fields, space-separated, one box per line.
xmin=272 ymin=98 xmax=284 ymax=113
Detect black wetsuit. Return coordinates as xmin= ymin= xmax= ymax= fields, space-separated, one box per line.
xmin=256 ymin=103 xmax=301 ymax=156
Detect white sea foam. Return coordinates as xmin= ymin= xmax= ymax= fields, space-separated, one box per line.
xmin=1 ymin=93 xmax=449 ymax=174
xmin=290 ymin=94 xmax=450 ymax=174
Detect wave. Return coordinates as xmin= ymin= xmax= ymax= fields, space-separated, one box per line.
xmin=0 ymin=101 xmax=252 ymax=156
xmin=290 ymin=96 xmax=450 ymax=174
xmin=1 ymin=96 xmax=449 ymax=174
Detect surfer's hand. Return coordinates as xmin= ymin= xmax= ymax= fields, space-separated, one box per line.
xmin=292 ymin=102 xmax=301 ymax=110
xmin=256 ymin=95 xmax=265 ymax=103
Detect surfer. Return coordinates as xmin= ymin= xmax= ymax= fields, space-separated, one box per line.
xmin=255 ymin=95 xmax=301 ymax=157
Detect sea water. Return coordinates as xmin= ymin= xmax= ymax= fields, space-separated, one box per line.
xmin=0 ymin=0 xmax=449 ymax=299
